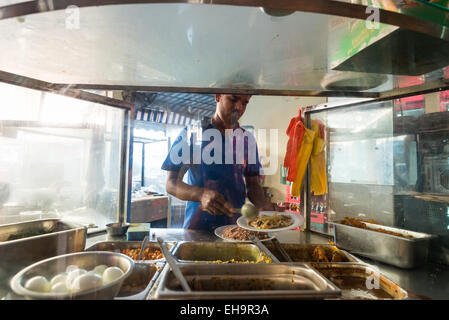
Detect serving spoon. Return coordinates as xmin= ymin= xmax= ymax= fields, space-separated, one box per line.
xmin=200 ymin=202 xmax=259 ymax=219
xmin=137 ymin=235 xmax=149 ymax=261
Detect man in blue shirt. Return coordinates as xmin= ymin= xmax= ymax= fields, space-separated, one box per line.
xmin=162 ymin=94 xmax=280 ymax=230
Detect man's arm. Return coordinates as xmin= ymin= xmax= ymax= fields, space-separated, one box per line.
xmin=245 ymin=175 xmax=282 ymax=211
xmin=166 ymin=168 xmax=233 ymax=216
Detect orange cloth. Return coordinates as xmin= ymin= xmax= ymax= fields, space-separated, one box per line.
xmin=283 ymin=110 xmax=305 ymax=182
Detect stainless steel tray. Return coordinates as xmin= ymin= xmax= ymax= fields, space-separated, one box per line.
xmin=172 ymin=241 xmax=265 ymax=263
xmin=329 ymin=221 xmax=434 ymax=269
xmin=155 ymin=263 xmax=341 ymax=300
xmin=313 ymin=263 xmax=408 ymax=300
xmin=115 ymin=262 xmax=163 ymax=300
xmin=262 ymin=243 xmax=360 ymax=264
xmin=0 ymin=219 xmax=86 ymax=295
xmin=85 ymin=240 xmax=176 ymax=262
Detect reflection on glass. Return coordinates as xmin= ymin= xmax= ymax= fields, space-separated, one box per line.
xmin=309 ymin=90 xmax=449 ymax=265
xmin=0 ymin=82 xmax=124 ymax=228
xmin=1 ymin=3 xmax=448 ymax=94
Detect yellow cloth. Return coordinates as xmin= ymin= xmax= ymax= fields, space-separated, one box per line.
xmin=310 ymin=121 xmax=328 ymax=195
xmin=290 ymin=127 xmax=316 ymax=197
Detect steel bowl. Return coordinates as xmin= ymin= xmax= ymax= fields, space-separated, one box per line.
xmin=10 ymin=251 xmax=134 ymax=300
xmin=106 ymin=222 xmax=130 ymax=236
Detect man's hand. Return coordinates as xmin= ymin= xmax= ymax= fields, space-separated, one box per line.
xmin=200 ymin=189 xmax=233 ymax=217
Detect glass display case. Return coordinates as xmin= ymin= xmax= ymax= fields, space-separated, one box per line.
xmin=0 ymin=83 xmax=132 ymax=229
xmin=303 ymin=91 xmax=449 ymax=265
xmin=1 ymin=0 xmax=449 ymax=300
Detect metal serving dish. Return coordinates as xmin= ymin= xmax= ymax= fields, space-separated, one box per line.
xmin=329 ymin=221 xmax=434 ymax=269
xmin=172 ymin=241 xmax=265 ymax=263
xmin=314 ymin=263 xmax=408 ymax=300
xmin=155 ymin=263 xmax=341 ymax=300
xmin=263 ymin=243 xmax=360 ymax=264
xmin=115 ymin=262 xmax=163 ymax=300
xmin=10 ymin=251 xmax=134 ymax=300
xmin=85 ymin=241 xmax=175 ymax=262
xmin=0 ymin=219 xmax=86 ymax=294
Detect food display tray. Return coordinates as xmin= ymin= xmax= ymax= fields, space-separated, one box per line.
xmin=262 ymin=243 xmax=361 ymax=264
xmin=329 ymin=221 xmax=434 ymax=268
xmin=85 ymin=240 xmax=176 ymax=263
xmin=172 ymin=241 xmax=265 ymax=263
xmin=115 ymin=262 xmax=164 ymax=300
xmin=313 ymin=263 xmax=409 ymax=300
xmin=155 ymin=263 xmax=341 ymax=300
xmin=0 ymin=219 xmax=86 ymax=294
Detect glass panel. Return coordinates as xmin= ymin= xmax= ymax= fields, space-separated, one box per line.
xmin=309 ymin=90 xmax=449 ymax=265
xmin=1 ymin=3 xmax=449 ymax=95
xmin=143 ymin=141 xmax=168 ymax=195
xmin=132 ymin=142 xmax=143 ymax=191
xmin=0 ymin=82 xmax=125 ymax=228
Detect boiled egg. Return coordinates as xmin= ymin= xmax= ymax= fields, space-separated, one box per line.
xmin=102 ymin=266 xmax=123 ymax=285
xmin=66 ymin=268 xmax=87 ymax=290
xmin=65 ymin=265 xmax=79 ymax=274
xmin=50 ymin=273 xmax=67 ymax=286
xmin=71 ymin=273 xmax=103 ymax=293
xmin=24 ymin=276 xmax=51 ymax=293
xmin=50 ymin=281 xmax=70 ymax=293
xmin=92 ymin=265 xmax=108 ymax=276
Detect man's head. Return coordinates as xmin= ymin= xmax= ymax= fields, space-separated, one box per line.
xmin=214 ymin=94 xmax=251 ymax=127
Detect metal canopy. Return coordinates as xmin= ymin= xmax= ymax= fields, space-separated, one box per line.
xmin=1 ymin=1 xmax=449 ymax=98
xmin=132 ymin=92 xmax=216 ymax=124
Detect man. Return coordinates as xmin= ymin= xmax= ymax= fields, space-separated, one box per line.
xmin=162 ymin=94 xmax=280 ymax=230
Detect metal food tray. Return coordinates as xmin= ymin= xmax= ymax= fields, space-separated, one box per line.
xmin=329 ymin=221 xmax=434 ymax=268
xmin=155 ymin=263 xmax=341 ymax=300
xmin=85 ymin=241 xmax=176 ymax=262
xmin=115 ymin=262 xmax=164 ymax=300
xmin=0 ymin=219 xmax=86 ymax=293
xmin=262 ymin=243 xmax=361 ymax=264
xmin=313 ymin=263 xmax=409 ymax=300
xmin=172 ymin=241 xmax=264 ymax=263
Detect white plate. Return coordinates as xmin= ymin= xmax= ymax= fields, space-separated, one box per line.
xmin=214 ymin=225 xmax=274 ymax=243
xmin=237 ymin=211 xmax=304 ymax=232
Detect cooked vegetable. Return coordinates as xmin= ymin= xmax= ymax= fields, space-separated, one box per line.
xmin=120 ymin=248 xmax=164 ymax=260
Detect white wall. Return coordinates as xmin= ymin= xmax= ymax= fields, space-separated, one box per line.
xmin=240 ymin=95 xmax=326 ymax=202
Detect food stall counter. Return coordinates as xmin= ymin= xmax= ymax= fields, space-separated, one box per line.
xmin=86 ymin=229 xmax=449 ymax=300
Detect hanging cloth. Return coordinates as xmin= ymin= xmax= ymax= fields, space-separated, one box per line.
xmin=283 ymin=109 xmax=306 ymax=182
xmin=290 ymin=126 xmax=316 ymax=197
xmin=310 ymin=120 xmax=328 ymax=195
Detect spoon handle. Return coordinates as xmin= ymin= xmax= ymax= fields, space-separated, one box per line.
xmin=137 ymin=235 xmax=149 ymax=261
xmin=157 ymin=237 xmax=191 ymax=292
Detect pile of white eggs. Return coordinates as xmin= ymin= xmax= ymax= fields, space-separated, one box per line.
xmin=24 ymin=264 xmax=124 ymax=294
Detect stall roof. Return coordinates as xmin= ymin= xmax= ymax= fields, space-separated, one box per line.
xmin=133 ymin=92 xmax=216 ymax=125
xmin=1 ymin=1 xmax=449 ymax=99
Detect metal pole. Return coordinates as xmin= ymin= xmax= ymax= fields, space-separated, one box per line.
xmin=303 ymin=108 xmax=312 ymax=232
xmin=141 ymin=142 xmax=145 ymax=187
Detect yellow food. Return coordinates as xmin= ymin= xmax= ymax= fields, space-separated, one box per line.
xmin=120 ymin=248 xmax=164 ymax=260
xmin=208 ymin=252 xmax=272 ymax=264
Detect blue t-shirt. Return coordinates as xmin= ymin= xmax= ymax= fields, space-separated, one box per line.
xmin=161 ymin=123 xmax=261 ymax=230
